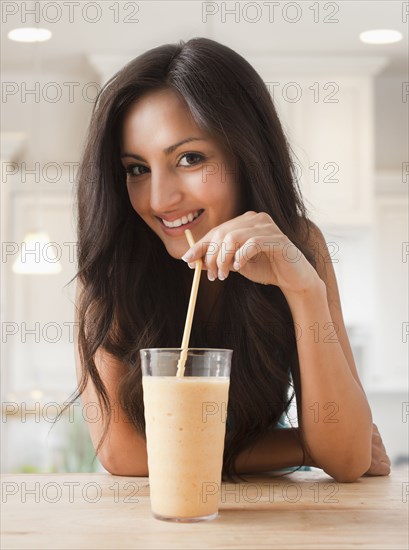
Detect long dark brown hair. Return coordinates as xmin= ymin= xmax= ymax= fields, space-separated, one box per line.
xmin=60 ymin=37 xmax=318 ymax=482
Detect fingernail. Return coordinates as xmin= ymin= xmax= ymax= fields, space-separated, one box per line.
xmin=233 ymin=261 xmax=240 ymax=271
xmin=218 ymin=269 xmax=226 ymax=280
xmin=182 ymin=250 xmax=194 ymax=262
xmin=208 ymin=271 xmax=216 ymax=281
xmin=188 ymin=262 xmax=195 ymax=269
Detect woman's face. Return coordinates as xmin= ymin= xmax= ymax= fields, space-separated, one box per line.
xmin=120 ymin=88 xmax=242 ymax=259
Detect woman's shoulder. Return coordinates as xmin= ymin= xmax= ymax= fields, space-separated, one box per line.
xmin=297 ymin=216 xmax=325 ymax=245
xmin=298 ymin=217 xmax=329 ymax=277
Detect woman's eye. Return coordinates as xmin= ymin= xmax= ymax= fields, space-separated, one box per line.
xmin=125 ymin=164 xmax=149 ymax=177
xmin=125 ymin=153 xmax=204 ymax=177
xmin=178 ymin=152 xmax=204 ymax=167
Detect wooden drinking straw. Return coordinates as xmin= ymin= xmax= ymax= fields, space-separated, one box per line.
xmin=176 ymin=229 xmax=202 ymax=377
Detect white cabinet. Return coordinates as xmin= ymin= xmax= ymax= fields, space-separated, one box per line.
xmin=248 ymin=56 xmax=388 ymax=228
xmin=369 ymin=179 xmax=408 ymax=392
xmin=0 ymin=162 xmax=83 ymax=473
xmin=284 ymin=77 xmax=373 ymax=227
xmin=2 ymin=173 xmax=78 ymax=396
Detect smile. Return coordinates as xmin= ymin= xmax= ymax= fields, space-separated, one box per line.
xmin=161 ymin=209 xmax=203 ymax=228
xmin=156 ymin=209 xmax=205 ymax=235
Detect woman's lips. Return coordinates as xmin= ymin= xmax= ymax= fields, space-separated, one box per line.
xmin=157 ymin=209 xmax=205 ymax=236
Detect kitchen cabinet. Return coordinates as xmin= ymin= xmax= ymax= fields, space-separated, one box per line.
xmin=369 ymin=172 xmax=408 ymax=392
xmin=247 ymin=57 xmax=388 ymax=228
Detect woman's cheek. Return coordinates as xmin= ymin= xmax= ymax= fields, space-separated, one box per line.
xmin=204 ymin=173 xmax=233 ymax=202
xmin=186 ymin=165 xmax=220 ymax=196
xmin=200 ymin=161 xmax=226 ymax=188
xmin=126 ymin=184 xmax=144 ymax=214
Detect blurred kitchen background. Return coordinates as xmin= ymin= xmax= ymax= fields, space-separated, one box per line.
xmin=1 ymin=1 xmax=408 ymax=474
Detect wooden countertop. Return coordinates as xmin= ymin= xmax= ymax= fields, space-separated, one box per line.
xmin=2 ymin=468 xmax=408 ymax=549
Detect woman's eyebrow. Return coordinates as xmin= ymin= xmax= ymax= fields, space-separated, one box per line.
xmin=120 ymin=137 xmax=207 ymax=161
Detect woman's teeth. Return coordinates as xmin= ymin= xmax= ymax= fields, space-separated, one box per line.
xmin=162 ymin=210 xmax=202 ymax=228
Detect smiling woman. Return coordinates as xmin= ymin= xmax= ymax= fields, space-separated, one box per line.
xmin=58 ymin=37 xmax=390 ymax=483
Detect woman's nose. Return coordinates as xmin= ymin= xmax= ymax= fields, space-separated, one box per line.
xmin=149 ymin=171 xmax=183 ymax=213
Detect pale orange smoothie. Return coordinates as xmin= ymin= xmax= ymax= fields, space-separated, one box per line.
xmin=142 ymin=376 xmax=230 ymax=520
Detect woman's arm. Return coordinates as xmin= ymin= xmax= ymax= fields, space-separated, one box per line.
xmin=234 ymin=427 xmax=317 ymax=474
xmin=183 ymin=214 xmax=388 ymax=481
xmin=74 ymin=282 xmax=148 ymax=476
xmin=282 ymin=224 xmax=373 ymax=483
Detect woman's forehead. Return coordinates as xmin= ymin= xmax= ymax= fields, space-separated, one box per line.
xmin=121 ymin=91 xmax=213 ymax=152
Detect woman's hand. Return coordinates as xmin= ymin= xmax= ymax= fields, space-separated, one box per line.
xmin=181 ymin=211 xmax=322 ymax=295
xmin=363 ymin=423 xmax=391 ymax=477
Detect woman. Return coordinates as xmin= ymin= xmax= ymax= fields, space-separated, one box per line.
xmin=69 ymin=37 xmax=390 ymax=482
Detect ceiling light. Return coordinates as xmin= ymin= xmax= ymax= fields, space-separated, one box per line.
xmin=359 ymin=29 xmax=403 ymax=45
xmin=8 ymin=27 xmax=52 ymax=43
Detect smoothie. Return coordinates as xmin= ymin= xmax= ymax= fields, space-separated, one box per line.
xmin=142 ymin=375 xmax=230 ymax=520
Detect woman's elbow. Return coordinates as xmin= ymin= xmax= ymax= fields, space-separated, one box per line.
xmin=332 ymin=470 xmax=364 ymax=483
xmin=328 ymin=454 xmax=372 ymax=483
xmin=99 ymin=452 xmax=149 ymax=477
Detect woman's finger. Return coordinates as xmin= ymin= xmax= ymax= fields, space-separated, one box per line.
xmin=181 ymin=211 xmax=258 ymax=263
